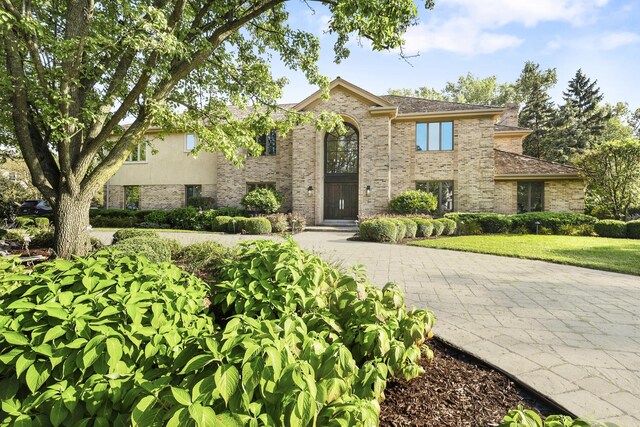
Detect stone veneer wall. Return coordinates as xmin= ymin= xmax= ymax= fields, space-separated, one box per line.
xmin=106 ymin=184 xmax=215 ymax=210
xmin=494 ymin=135 xmax=524 ymax=155
xmin=494 ymin=181 xmax=517 ymax=214
xmin=545 ymin=180 xmax=585 ymax=213
xmin=215 ymin=134 xmax=293 ymax=212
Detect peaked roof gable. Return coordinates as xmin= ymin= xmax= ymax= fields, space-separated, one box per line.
xmin=293 ymin=77 xmax=395 ymax=111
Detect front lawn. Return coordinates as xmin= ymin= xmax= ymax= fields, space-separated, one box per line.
xmin=409 ymin=234 xmax=640 ymax=276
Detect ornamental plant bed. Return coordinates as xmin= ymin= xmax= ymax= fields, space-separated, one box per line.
xmin=380 ymin=338 xmax=562 ymax=427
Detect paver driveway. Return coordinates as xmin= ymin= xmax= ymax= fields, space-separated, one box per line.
xmin=93 ymin=230 xmax=640 ymax=425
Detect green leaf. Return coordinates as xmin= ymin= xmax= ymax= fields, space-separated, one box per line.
xmin=57 ymin=291 xmax=74 ymax=306
xmin=13 ymin=415 xmax=32 ymax=427
xmin=1 ymin=398 xmax=21 ymax=415
xmin=215 ymin=365 xmax=240 ymax=406
xmin=3 ymin=331 xmax=29 ymax=346
xmin=25 ymin=362 xmax=50 ymax=393
xmin=43 ymin=325 xmax=66 ymax=343
xmin=6 ymin=300 xmax=36 ymax=310
xmin=50 ymin=398 xmax=69 ymax=427
xmin=166 ymin=408 xmax=188 ymax=427
xmin=131 ymin=395 xmax=162 ymax=427
xmin=187 ymin=403 xmax=217 ymax=427
xmin=171 ymin=387 xmax=192 ymax=406
xmin=106 ymin=337 xmax=123 ymax=365
xmin=15 ymin=351 xmax=36 ymax=377
xmin=179 ymin=354 xmax=214 ymax=375
xmin=294 ymin=391 xmax=314 ymax=427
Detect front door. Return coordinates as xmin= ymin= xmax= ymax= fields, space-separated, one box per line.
xmin=324 ymin=182 xmax=358 ymax=220
xmin=324 ymin=124 xmax=359 ymax=220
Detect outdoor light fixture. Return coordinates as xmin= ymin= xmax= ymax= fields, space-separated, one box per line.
xmin=366 ymin=185 xmax=371 ymax=196
xmin=535 ymin=221 xmax=541 ymax=235
xmin=307 ymin=186 xmax=313 ymax=196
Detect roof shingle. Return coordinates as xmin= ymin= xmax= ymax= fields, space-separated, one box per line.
xmin=379 ymin=94 xmax=499 ymax=114
xmin=494 ymin=150 xmax=581 ymax=176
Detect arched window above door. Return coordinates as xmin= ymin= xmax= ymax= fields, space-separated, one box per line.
xmin=325 ymin=124 xmax=358 ymax=175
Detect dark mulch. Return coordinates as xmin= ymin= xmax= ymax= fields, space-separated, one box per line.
xmin=380 ymin=338 xmax=562 ymax=427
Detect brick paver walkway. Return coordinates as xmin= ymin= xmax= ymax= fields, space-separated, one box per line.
xmin=93 ymin=230 xmax=640 ymax=425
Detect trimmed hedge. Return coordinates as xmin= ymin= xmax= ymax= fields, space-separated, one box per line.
xmin=445 ymin=212 xmax=511 ymax=234
xmin=240 ymin=217 xmax=272 ymax=235
xmin=627 ymin=220 xmax=640 ymax=239
xmin=510 ymin=212 xmax=597 ymax=234
xmin=397 ymin=218 xmax=417 ymax=238
xmin=359 ymin=218 xmax=398 ymax=243
xmin=212 ymin=215 xmax=234 ymax=232
xmin=413 ymin=218 xmax=434 ymax=238
xmin=594 ymin=220 xmax=627 ymax=238
xmin=432 ymin=220 xmax=445 ymax=237
xmin=393 ymin=219 xmax=407 ymax=241
xmin=111 ymin=236 xmax=173 ymax=263
xmin=178 ymin=240 xmax=231 ymax=273
xmin=111 ymin=228 xmax=159 ymax=244
xmin=438 ymin=218 xmax=457 ymax=236
xmin=389 ymin=190 xmax=438 ymax=215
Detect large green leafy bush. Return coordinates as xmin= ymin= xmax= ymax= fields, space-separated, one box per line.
xmin=396 ymin=218 xmax=417 ymax=238
xmin=626 ymin=220 xmax=640 ymax=239
xmin=111 ymin=228 xmax=159 ymax=244
xmin=238 ymin=218 xmax=272 ymax=235
xmin=240 ymin=188 xmax=282 ymax=214
xmin=388 ymin=190 xmax=438 ymax=215
xmin=594 ymin=220 xmax=627 ymax=238
xmin=413 ymin=218 xmax=434 ymax=238
xmin=358 ymin=219 xmax=398 ymax=243
xmin=178 ymin=241 xmax=232 ymax=274
xmin=111 ymin=236 xmax=173 ymax=263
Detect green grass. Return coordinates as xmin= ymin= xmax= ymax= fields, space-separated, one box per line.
xmin=409 ymin=234 xmax=640 ymax=276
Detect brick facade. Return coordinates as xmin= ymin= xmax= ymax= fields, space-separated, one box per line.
xmin=494 ymin=135 xmax=524 ymax=154
xmin=545 ymin=180 xmax=585 ymax=213
xmin=107 ymin=184 xmax=215 ymax=210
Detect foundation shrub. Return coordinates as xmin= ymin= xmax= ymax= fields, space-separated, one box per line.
xmin=143 ymin=210 xmax=169 ymax=225
xmin=594 ymin=220 xmax=627 ymax=238
xmin=393 ymin=219 xmax=407 ymax=241
xmin=438 ymin=218 xmax=457 ymax=236
xmin=445 ymin=213 xmax=510 ymax=234
xmin=413 ymin=218 xmax=434 ymax=238
xmin=557 ymin=223 xmax=595 ymax=236
xmin=388 ymin=190 xmax=438 ymax=215
xmin=627 ymin=220 xmax=640 ymax=239
xmin=111 ymin=228 xmax=159 ymax=244
xmin=112 ymin=236 xmax=173 ymax=263
xmin=263 ymin=213 xmax=288 ymax=233
xmin=432 ymin=220 xmax=445 ymax=237
xmin=211 ymin=215 xmax=233 ymax=232
xmin=510 ymin=212 xmax=597 ymax=234
xmin=241 ymin=188 xmax=282 ymax=214
xmin=240 ymin=217 xmax=272 ymax=235
xmin=396 ymin=218 xmax=417 ymax=238
xmin=165 ymin=207 xmax=200 ymax=230
xmin=359 ymin=218 xmax=399 ymax=243
xmin=178 ymin=241 xmax=232 ymax=274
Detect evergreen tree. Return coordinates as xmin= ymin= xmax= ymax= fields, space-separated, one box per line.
xmin=557 ymin=69 xmax=611 ymax=160
xmin=516 ymin=62 xmax=559 ymax=160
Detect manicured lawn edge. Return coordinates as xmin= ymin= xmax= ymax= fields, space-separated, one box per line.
xmin=408 ymin=235 xmax=640 ymax=276
xmin=93 ymin=227 xmax=224 ymax=234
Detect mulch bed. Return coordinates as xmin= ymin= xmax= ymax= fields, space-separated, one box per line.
xmin=379 ymin=338 xmax=561 ymax=427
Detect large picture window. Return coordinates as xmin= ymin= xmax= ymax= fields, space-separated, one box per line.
xmin=517 ymin=181 xmax=544 ymax=213
xmin=416 ymin=181 xmax=454 ymax=211
xmin=416 ymin=122 xmax=453 ymax=151
xmin=126 ymin=143 xmax=147 ymax=162
xmin=124 ymin=186 xmax=140 ymax=210
xmin=254 ymin=130 xmax=277 ymax=156
xmin=325 ymin=124 xmax=359 ymax=175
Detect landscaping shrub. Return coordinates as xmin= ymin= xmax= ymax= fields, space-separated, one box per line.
xmin=0 ymin=239 xmax=435 ymax=427
xmin=28 ymin=228 xmax=54 ymax=248
xmin=287 ymin=212 xmax=306 ymax=233
xmin=165 ymin=207 xmax=200 ymax=230
xmin=3 ymin=229 xmax=27 ymax=242
xmin=143 ymin=209 xmax=169 ymax=225
xmin=211 ymin=215 xmax=233 ymax=232
xmin=393 ymin=219 xmax=407 ymax=241
xmin=432 ymin=220 xmax=445 ymax=237
xmin=240 ymin=217 xmax=272 ymax=234
xmin=241 ymin=187 xmax=282 ymax=214
xmin=359 ymin=218 xmax=398 ymax=243
xmin=397 ymin=217 xmax=417 ymax=238
xmin=33 ymin=217 xmax=49 ymax=229
xmin=186 ymin=195 xmax=215 ymax=210
xmin=445 ymin=212 xmax=511 ymax=234
xmin=14 ymin=217 xmax=34 ymax=228
xmin=413 ymin=218 xmax=434 ymax=238
xmin=112 ymin=236 xmax=173 ymax=263
xmin=388 ymin=190 xmax=438 ymax=215
xmin=178 ymin=240 xmax=232 ymax=274
xmin=594 ymin=219 xmax=627 ymax=238
xmin=438 ymin=218 xmax=457 ymax=236
xmin=215 ymin=206 xmax=246 ymax=217
xmin=510 ymin=212 xmax=597 ymax=234
xmin=111 ymin=228 xmax=159 ymax=244
xmin=627 ymin=220 xmax=640 ymax=239
xmin=164 ymin=238 xmax=183 ymax=258
xmin=557 ymin=223 xmax=595 ymax=236
xmin=90 ymin=215 xmax=136 ymax=228
xmin=264 ymin=213 xmax=288 ymax=233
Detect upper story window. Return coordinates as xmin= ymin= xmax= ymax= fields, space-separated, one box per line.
xmin=416 ymin=122 xmax=453 ymax=151
xmin=254 ymin=130 xmax=277 ymax=156
xmin=126 ymin=143 xmax=147 ymax=162
xmin=517 ymin=181 xmax=544 ymax=213
xmin=185 ymin=134 xmax=196 ymax=152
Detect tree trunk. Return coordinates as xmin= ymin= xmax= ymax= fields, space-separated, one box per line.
xmin=54 ymin=191 xmax=93 ymax=258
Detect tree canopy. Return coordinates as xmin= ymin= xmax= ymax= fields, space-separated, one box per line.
xmin=0 ymin=0 xmax=434 ymax=256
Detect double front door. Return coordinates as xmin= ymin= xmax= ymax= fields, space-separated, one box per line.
xmin=324 ymin=182 xmax=358 ymax=220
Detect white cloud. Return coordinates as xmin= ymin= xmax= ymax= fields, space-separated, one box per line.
xmin=398 ymin=0 xmax=611 ymax=55
xmin=545 ymin=31 xmax=640 ymax=51
xmin=599 ymin=32 xmax=640 ymax=49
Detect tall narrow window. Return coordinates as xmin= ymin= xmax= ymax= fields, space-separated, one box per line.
xmin=517 ymin=181 xmax=544 ymax=213
xmin=416 ymin=122 xmax=454 ymax=151
xmin=416 ymin=181 xmax=454 ymax=211
xmin=126 ymin=143 xmax=146 ymax=162
xmin=254 ymin=130 xmax=277 ymax=156
xmin=185 ymin=185 xmax=202 ymax=206
xmin=185 ymin=134 xmax=196 ymax=151
xmin=124 ymin=186 xmax=140 ymax=210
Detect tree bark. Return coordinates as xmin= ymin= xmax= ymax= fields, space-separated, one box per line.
xmin=54 ymin=191 xmax=93 ymax=258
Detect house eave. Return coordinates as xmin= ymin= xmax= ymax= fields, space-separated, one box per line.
xmin=294 ymin=77 xmax=395 ymax=111
xmin=393 ymin=108 xmax=504 ymax=121
xmin=494 ymin=174 xmax=583 ymax=181
xmin=369 ymin=106 xmax=398 ymax=118
xmin=494 ymin=130 xmax=532 ymax=137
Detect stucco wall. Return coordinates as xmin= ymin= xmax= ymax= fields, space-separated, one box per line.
xmin=108 ymin=133 xmax=217 ymax=188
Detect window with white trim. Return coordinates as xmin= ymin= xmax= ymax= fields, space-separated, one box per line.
xmin=185 ymin=134 xmax=196 ymax=151
xmin=126 ymin=143 xmax=147 ymax=162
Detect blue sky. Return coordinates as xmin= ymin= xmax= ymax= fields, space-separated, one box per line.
xmin=271 ymin=0 xmax=640 ymax=107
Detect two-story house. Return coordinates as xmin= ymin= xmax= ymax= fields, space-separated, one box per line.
xmin=105 ymin=78 xmax=584 ymax=223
